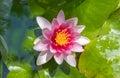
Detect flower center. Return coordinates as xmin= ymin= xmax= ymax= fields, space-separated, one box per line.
xmin=55 ymin=29 xmax=70 ymax=46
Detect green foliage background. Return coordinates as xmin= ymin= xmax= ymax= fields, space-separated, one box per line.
xmin=0 ymin=0 xmax=120 ymax=78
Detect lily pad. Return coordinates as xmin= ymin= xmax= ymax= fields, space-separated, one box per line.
xmin=6 ymin=63 xmax=33 ymax=78
xmin=22 ymin=29 xmax=36 ymax=52
xmin=78 ymin=8 xmax=120 ymax=78
xmin=72 ymin=0 xmax=119 ymax=39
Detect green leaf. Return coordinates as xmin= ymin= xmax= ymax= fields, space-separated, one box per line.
xmin=34 ymin=60 xmax=86 ymax=78
xmin=108 ymin=8 xmax=120 ymax=31
xmin=28 ymin=0 xmax=85 ymax=21
xmin=28 ymin=0 xmax=45 ymax=16
xmin=79 ymin=32 xmax=120 ymax=78
xmin=35 ymin=66 xmax=86 ymax=78
xmin=11 ymin=0 xmax=30 ymax=17
xmin=42 ymin=58 xmax=58 ymax=77
xmin=22 ymin=29 xmax=36 ymax=52
xmin=54 ymin=67 xmax=86 ymax=78
xmin=59 ymin=61 xmax=70 ymax=75
xmin=34 ymin=69 xmax=50 ymax=78
xmin=0 ymin=0 xmax=12 ymax=34
xmin=0 ymin=35 xmax=8 ymax=61
xmin=72 ymin=0 xmax=119 ymax=39
xmin=78 ymin=8 xmax=120 ymax=78
xmin=6 ymin=63 xmax=33 ymax=78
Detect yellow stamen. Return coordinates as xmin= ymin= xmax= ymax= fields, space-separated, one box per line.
xmin=55 ymin=29 xmax=70 ymax=46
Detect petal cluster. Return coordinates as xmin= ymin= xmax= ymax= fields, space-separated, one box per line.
xmin=33 ymin=10 xmax=90 ymax=67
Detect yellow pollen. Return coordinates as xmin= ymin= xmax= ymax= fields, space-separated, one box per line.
xmin=55 ymin=29 xmax=70 ymax=46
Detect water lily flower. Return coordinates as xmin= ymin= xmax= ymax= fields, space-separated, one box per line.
xmin=33 ymin=10 xmax=90 ymax=67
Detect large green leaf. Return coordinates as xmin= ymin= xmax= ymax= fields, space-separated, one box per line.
xmin=78 ymin=8 xmax=120 ymax=78
xmin=28 ymin=0 xmax=85 ymax=21
xmin=72 ymin=0 xmax=119 ymax=39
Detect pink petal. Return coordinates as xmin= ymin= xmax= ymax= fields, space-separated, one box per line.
xmin=66 ymin=18 xmax=78 ymax=27
xmin=75 ymin=36 xmax=90 ymax=45
xmin=57 ymin=10 xmax=65 ymax=25
xmin=54 ymin=53 xmax=63 ymax=65
xmin=33 ymin=39 xmax=49 ymax=51
xmin=64 ymin=55 xmax=76 ymax=67
xmin=74 ymin=25 xmax=85 ymax=33
xmin=46 ymin=51 xmax=53 ymax=62
xmin=64 ymin=51 xmax=72 ymax=55
xmin=52 ymin=18 xmax=59 ymax=30
xmin=50 ymin=45 xmax=57 ymax=53
xmin=34 ymin=37 xmax=41 ymax=45
xmin=71 ymin=32 xmax=80 ymax=41
xmin=36 ymin=16 xmax=51 ymax=30
xmin=36 ymin=51 xmax=53 ymax=65
xmin=71 ymin=43 xmax=84 ymax=52
xmin=42 ymin=28 xmax=52 ymax=39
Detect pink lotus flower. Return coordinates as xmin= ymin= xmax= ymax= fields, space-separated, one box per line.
xmin=33 ymin=10 xmax=90 ymax=67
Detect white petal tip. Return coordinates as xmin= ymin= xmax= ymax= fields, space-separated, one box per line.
xmin=34 ymin=37 xmax=41 ymax=45
xmin=36 ymin=51 xmax=53 ymax=65
xmin=54 ymin=54 xmax=64 ymax=65
xmin=71 ymin=64 xmax=76 ymax=67
xmin=36 ymin=62 xmax=42 ymax=66
xmin=59 ymin=10 xmax=64 ymax=15
xmin=84 ymin=38 xmax=90 ymax=44
xmin=81 ymin=25 xmax=85 ymax=29
xmin=36 ymin=59 xmax=43 ymax=66
xmin=36 ymin=16 xmax=51 ymax=30
xmin=75 ymin=25 xmax=86 ymax=33
xmin=79 ymin=49 xmax=84 ymax=52
xmin=57 ymin=10 xmax=65 ymax=24
xmin=75 ymin=36 xmax=90 ymax=45
xmin=65 ymin=55 xmax=76 ymax=67
xmin=71 ymin=43 xmax=84 ymax=52
xmin=33 ymin=46 xmax=38 ymax=51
